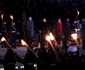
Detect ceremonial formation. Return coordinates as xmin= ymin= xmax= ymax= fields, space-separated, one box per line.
xmin=0 ymin=0 xmax=85 ymax=70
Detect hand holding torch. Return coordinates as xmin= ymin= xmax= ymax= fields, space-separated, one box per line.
xmin=21 ymin=39 xmax=39 ymax=58
xmin=45 ymin=35 xmax=60 ymax=61
xmin=10 ymin=15 xmax=14 ymax=23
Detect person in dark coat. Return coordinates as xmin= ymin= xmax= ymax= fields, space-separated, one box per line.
xmin=23 ymin=46 xmax=37 ymax=70
xmin=4 ymin=46 xmax=23 ymax=70
xmin=4 ymin=47 xmax=17 ymax=70
xmin=27 ymin=16 xmax=35 ymax=42
xmin=64 ymin=18 xmax=71 ymax=40
xmin=10 ymin=22 xmax=16 ymax=48
xmin=1 ymin=21 xmax=7 ymax=48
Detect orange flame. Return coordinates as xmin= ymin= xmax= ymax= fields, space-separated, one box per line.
xmin=10 ymin=15 xmax=13 ymax=20
xmin=45 ymin=36 xmax=51 ymax=42
xmin=1 ymin=14 xmax=3 ymax=19
xmin=21 ymin=39 xmax=28 ymax=46
xmin=71 ymin=33 xmax=78 ymax=40
xmin=77 ymin=10 xmax=80 ymax=16
xmin=49 ymin=32 xmax=54 ymax=40
xmin=1 ymin=37 xmax=6 ymax=42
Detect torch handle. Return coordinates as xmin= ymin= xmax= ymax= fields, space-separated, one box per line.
xmin=27 ymin=46 xmax=39 ymax=59
xmin=5 ymin=40 xmax=15 ymax=53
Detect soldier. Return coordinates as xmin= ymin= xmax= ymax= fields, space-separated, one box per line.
xmin=23 ymin=45 xmax=37 ymax=70
xmin=10 ymin=22 xmax=16 ymax=48
xmin=37 ymin=41 xmax=49 ymax=70
xmin=4 ymin=46 xmax=23 ymax=70
xmin=1 ymin=21 xmax=7 ymax=48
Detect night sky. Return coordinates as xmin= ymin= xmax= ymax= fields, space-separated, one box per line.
xmin=0 ymin=0 xmax=85 ymax=21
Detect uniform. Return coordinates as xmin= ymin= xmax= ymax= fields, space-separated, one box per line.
xmin=10 ymin=23 xmax=16 ymax=48
xmin=4 ymin=48 xmax=16 ymax=70
xmin=4 ymin=48 xmax=23 ymax=70
xmin=23 ymin=49 xmax=36 ymax=70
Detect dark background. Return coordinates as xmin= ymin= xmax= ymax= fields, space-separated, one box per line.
xmin=0 ymin=0 xmax=85 ymax=20
xmin=0 ymin=0 xmax=85 ymax=34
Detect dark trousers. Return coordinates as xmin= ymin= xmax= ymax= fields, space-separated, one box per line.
xmin=4 ymin=64 xmax=15 ymax=70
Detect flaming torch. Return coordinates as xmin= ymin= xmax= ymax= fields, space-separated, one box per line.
xmin=71 ymin=33 xmax=85 ymax=55
xmin=77 ymin=10 xmax=80 ymax=16
xmin=1 ymin=14 xmax=3 ymax=21
xmin=75 ymin=10 xmax=80 ymax=20
xmin=10 ymin=15 xmax=14 ymax=23
xmin=49 ymin=32 xmax=62 ymax=52
xmin=71 ymin=33 xmax=81 ymax=48
xmin=45 ymin=35 xmax=60 ymax=61
xmin=1 ymin=37 xmax=15 ymax=53
xmin=21 ymin=39 xmax=39 ymax=58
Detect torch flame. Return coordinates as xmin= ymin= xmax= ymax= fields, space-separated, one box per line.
xmin=21 ymin=39 xmax=28 ymax=46
xmin=1 ymin=14 xmax=3 ymax=19
xmin=45 ymin=36 xmax=51 ymax=42
xmin=1 ymin=37 xmax=6 ymax=42
xmin=10 ymin=15 xmax=13 ymax=20
xmin=77 ymin=10 xmax=80 ymax=16
xmin=49 ymin=32 xmax=54 ymax=40
xmin=71 ymin=33 xmax=78 ymax=40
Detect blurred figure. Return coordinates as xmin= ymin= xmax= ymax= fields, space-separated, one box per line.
xmin=23 ymin=45 xmax=37 ymax=70
xmin=39 ymin=18 xmax=49 ymax=38
xmin=1 ymin=21 xmax=7 ymax=48
xmin=27 ymin=16 xmax=34 ymax=42
xmin=64 ymin=18 xmax=71 ymax=40
xmin=4 ymin=47 xmax=23 ymax=70
xmin=74 ymin=19 xmax=82 ymax=39
xmin=81 ymin=18 xmax=85 ymax=39
xmin=4 ymin=47 xmax=16 ymax=70
xmin=67 ymin=40 xmax=81 ymax=70
xmin=56 ymin=18 xmax=63 ymax=45
xmin=10 ymin=22 xmax=16 ymax=48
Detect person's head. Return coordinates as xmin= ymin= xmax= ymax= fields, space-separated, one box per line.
xmin=76 ymin=19 xmax=80 ymax=23
xmin=58 ymin=18 xmax=61 ymax=22
xmin=12 ymin=22 xmax=15 ymax=26
xmin=66 ymin=18 xmax=69 ymax=22
xmin=29 ymin=16 xmax=32 ymax=21
xmin=74 ymin=20 xmax=77 ymax=23
xmin=3 ymin=21 xmax=7 ymax=25
xmin=82 ymin=18 xmax=85 ymax=22
xmin=43 ymin=18 xmax=46 ymax=22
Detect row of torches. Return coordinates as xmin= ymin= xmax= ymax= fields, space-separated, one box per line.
xmin=0 ymin=10 xmax=81 ymax=61
xmin=1 ymin=14 xmax=14 ymax=23
xmin=0 ymin=32 xmax=81 ymax=61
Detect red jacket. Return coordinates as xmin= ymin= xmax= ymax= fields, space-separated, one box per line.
xmin=56 ymin=21 xmax=63 ymax=35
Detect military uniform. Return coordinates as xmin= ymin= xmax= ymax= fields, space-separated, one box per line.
xmin=4 ymin=48 xmax=23 ymax=70
xmin=10 ymin=23 xmax=16 ymax=48
xmin=1 ymin=23 xmax=7 ymax=48
xmin=23 ymin=48 xmax=37 ymax=70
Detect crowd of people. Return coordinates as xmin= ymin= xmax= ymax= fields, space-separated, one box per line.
xmin=0 ymin=14 xmax=85 ymax=70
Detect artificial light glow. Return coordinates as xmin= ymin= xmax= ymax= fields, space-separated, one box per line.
xmin=45 ymin=36 xmax=50 ymax=42
xmin=49 ymin=32 xmax=54 ymax=40
xmin=21 ymin=39 xmax=28 ymax=46
xmin=10 ymin=15 xmax=13 ymax=20
xmin=71 ymin=33 xmax=77 ymax=40
xmin=77 ymin=10 xmax=80 ymax=16
xmin=1 ymin=37 xmax=6 ymax=42
xmin=1 ymin=14 xmax=3 ymax=19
